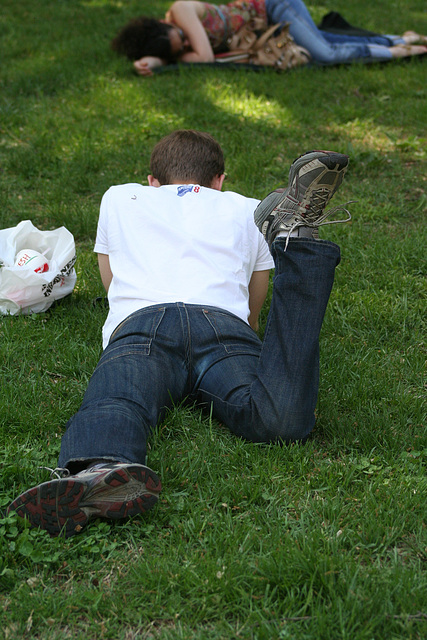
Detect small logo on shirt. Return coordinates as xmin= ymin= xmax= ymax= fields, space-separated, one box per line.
xmin=177 ymin=185 xmax=200 ymax=197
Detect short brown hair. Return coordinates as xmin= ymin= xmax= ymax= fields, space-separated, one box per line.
xmin=150 ymin=130 xmax=225 ymax=187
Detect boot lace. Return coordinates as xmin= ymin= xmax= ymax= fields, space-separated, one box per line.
xmin=301 ymin=188 xmax=338 ymax=223
xmin=39 ymin=466 xmax=71 ymax=479
xmin=279 ymin=200 xmax=355 ymax=250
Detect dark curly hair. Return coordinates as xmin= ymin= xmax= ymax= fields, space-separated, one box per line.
xmin=111 ymin=17 xmax=174 ymax=62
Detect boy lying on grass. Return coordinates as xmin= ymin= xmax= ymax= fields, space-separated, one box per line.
xmin=9 ymin=130 xmax=352 ymax=537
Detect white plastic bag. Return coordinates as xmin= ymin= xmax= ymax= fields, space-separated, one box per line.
xmin=0 ymin=220 xmax=77 ymax=315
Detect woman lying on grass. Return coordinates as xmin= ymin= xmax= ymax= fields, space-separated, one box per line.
xmin=111 ymin=0 xmax=427 ymax=76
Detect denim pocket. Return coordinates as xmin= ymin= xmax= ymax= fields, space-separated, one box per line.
xmin=102 ymin=307 xmax=166 ymax=362
xmin=202 ymin=309 xmax=261 ymax=355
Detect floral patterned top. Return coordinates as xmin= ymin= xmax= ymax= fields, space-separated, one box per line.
xmin=200 ymin=1 xmax=267 ymax=51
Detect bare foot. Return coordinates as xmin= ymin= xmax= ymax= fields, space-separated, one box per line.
xmin=402 ymin=31 xmax=427 ymax=45
xmin=390 ymin=44 xmax=427 ymax=58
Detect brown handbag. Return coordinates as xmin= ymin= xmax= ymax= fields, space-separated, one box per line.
xmin=215 ymin=21 xmax=311 ymax=70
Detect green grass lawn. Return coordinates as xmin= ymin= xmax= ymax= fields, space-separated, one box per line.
xmin=0 ymin=1 xmax=426 ymax=638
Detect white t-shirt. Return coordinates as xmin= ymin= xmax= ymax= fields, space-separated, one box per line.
xmin=94 ymin=183 xmax=274 ymax=348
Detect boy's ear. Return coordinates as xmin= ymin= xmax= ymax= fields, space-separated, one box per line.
xmin=211 ymin=174 xmax=225 ymax=191
xmin=148 ymin=175 xmax=161 ymax=187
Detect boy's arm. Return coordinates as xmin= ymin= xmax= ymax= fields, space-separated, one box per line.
xmin=97 ymin=253 xmax=113 ymax=292
xmin=248 ymin=270 xmax=270 ymax=332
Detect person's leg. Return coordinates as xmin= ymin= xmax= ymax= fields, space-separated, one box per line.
xmin=265 ymin=0 xmax=396 ymax=63
xmin=321 ymin=31 xmax=402 ymax=47
xmin=192 ymin=238 xmax=339 ymax=442
xmin=58 ymin=305 xmax=189 ymax=470
xmin=8 ymin=304 xmax=190 ymax=536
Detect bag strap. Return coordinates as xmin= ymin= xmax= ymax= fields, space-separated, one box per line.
xmin=215 ymin=5 xmax=231 ymax=51
xmin=251 ymin=23 xmax=287 ymax=52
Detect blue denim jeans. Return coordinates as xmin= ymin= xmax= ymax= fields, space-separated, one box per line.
xmin=58 ymin=238 xmax=341 ymax=468
xmin=265 ymin=0 xmax=403 ymax=64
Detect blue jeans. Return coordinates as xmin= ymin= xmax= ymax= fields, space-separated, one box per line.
xmin=266 ymin=0 xmax=403 ymax=64
xmin=58 ymin=238 xmax=341 ymax=469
